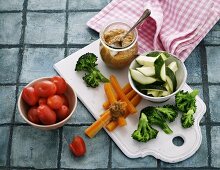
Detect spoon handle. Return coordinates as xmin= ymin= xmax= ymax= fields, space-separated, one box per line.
xmin=123 ymin=9 xmax=151 ymax=38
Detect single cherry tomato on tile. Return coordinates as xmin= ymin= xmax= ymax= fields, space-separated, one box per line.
xmin=27 ymin=106 xmax=41 ymax=124
xmin=51 ymin=76 xmax=67 ymax=94
xmin=56 ymin=105 xmax=69 ymax=121
xmin=38 ymin=98 xmax=47 ymax=105
xmin=22 ymin=86 xmax=39 ymax=106
xmin=69 ymin=136 xmax=86 ymax=157
xmin=47 ymin=95 xmax=64 ymax=109
xmin=60 ymin=94 xmax=69 ymax=107
xmin=34 ymin=80 xmax=57 ymax=98
xmin=37 ymin=105 xmax=56 ymax=125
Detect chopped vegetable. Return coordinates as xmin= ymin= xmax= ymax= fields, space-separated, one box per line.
xmin=142 ymin=107 xmax=173 ymax=134
xmin=110 ymin=75 xmax=137 ymax=114
xmin=175 ymin=89 xmax=199 ymax=128
xmin=131 ymin=112 xmax=158 ymax=142
xmin=131 ymin=51 xmax=179 ymax=97
xmin=75 ymin=53 xmax=109 ymax=88
xmin=156 ymin=105 xmax=178 ymax=122
xmin=85 ymin=110 xmax=111 ymax=138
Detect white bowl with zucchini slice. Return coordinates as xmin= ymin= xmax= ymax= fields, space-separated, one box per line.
xmin=128 ymin=51 xmax=187 ymax=102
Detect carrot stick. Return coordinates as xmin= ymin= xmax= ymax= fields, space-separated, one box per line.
xmin=104 ymin=83 xmax=117 ymax=105
xmin=117 ymin=116 xmax=127 ymax=126
xmin=85 ymin=110 xmax=111 ymax=138
xmin=106 ymin=121 xmax=118 ymax=132
xmin=110 ymin=75 xmax=137 ymax=114
xmin=102 ymin=83 xmax=132 ymax=109
xmin=106 ymin=94 xmax=142 ymax=131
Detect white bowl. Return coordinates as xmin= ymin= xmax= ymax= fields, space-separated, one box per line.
xmin=18 ymin=77 xmax=77 ymax=130
xmin=128 ymin=51 xmax=187 ymax=102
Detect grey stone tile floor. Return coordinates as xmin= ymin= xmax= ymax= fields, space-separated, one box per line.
xmin=0 ymin=0 xmax=219 ymax=169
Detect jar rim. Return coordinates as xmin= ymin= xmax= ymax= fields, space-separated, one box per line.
xmin=99 ymin=20 xmax=138 ymax=52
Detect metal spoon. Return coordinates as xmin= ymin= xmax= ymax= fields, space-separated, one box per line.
xmin=108 ymin=9 xmax=151 ymax=48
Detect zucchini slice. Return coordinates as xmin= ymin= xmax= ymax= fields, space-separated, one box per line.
xmin=147 ymin=90 xmax=160 ymax=97
xmin=154 ymin=56 xmax=166 ymax=82
xmin=136 ymin=66 xmax=155 ymax=77
xmin=140 ymin=84 xmax=167 ymax=91
xmin=130 ymin=69 xmax=157 ymax=85
xmin=168 ymin=61 xmax=178 ymax=73
xmin=166 ymin=67 xmax=177 ymax=92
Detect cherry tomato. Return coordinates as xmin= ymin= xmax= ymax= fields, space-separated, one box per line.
xmin=69 ymin=136 xmax=86 ymax=157
xmin=51 ymin=76 xmax=67 ymax=94
xmin=34 ymin=80 xmax=57 ymax=98
xmin=22 ymin=87 xmax=38 ymax=106
xmin=47 ymin=95 xmax=64 ymax=109
xmin=38 ymin=98 xmax=47 ymax=105
xmin=56 ymin=105 xmax=69 ymax=121
xmin=60 ymin=94 xmax=69 ymax=107
xmin=37 ymin=105 xmax=56 ymax=125
xmin=27 ymin=106 xmax=41 ymax=124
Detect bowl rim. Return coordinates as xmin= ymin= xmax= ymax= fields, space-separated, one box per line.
xmin=128 ymin=51 xmax=187 ymax=100
xmin=18 ymin=77 xmax=78 ymax=128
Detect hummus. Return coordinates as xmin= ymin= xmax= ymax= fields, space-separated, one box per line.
xmin=100 ymin=28 xmax=138 ymax=69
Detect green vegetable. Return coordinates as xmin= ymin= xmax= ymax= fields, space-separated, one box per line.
xmin=75 ymin=53 xmax=109 ymax=88
xmin=131 ymin=112 xmax=158 ymax=142
xmin=156 ymin=105 xmax=178 ymax=122
xmin=142 ymin=107 xmax=173 ymax=134
xmin=175 ymin=89 xmax=199 ymax=128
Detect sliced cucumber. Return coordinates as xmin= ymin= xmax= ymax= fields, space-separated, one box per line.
xmin=146 ymin=51 xmax=160 ymax=57
xmin=136 ymin=55 xmax=157 ymax=66
xmin=168 ymin=61 xmax=178 ymax=73
xmin=160 ymin=53 xmax=169 ymax=61
xmin=147 ymin=90 xmax=160 ymax=97
xmin=154 ymin=56 xmax=166 ymax=82
xmin=166 ymin=67 xmax=177 ymax=92
xmin=136 ymin=66 xmax=155 ymax=77
xmin=130 ymin=69 xmax=157 ymax=85
xmin=160 ymin=90 xmax=170 ymax=97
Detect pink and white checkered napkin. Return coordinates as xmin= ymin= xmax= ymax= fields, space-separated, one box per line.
xmin=87 ymin=0 xmax=220 ymax=61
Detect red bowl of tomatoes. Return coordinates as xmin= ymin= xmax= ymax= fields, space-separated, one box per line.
xmin=18 ymin=76 xmax=77 ymax=130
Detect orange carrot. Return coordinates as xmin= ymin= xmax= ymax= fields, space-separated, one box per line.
xmin=106 ymin=94 xmax=142 ymax=131
xmin=85 ymin=110 xmax=111 ymax=138
xmin=110 ymin=75 xmax=137 ymax=114
xmin=104 ymin=83 xmax=117 ymax=105
xmin=102 ymin=83 xmax=132 ymax=109
xmin=106 ymin=121 xmax=118 ymax=132
xmin=117 ymin=116 xmax=127 ymax=126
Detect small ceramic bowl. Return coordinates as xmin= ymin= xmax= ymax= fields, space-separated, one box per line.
xmin=128 ymin=51 xmax=187 ymax=102
xmin=18 ymin=77 xmax=77 ymax=130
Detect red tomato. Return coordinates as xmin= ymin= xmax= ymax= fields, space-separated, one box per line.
xmin=69 ymin=136 xmax=86 ymax=157
xmin=56 ymin=105 xmax=69 ymax=121
xmin=51 ymin=76 xmax=67 ymax=94
xmin=37 ymin=105 xmax=57 ymax=125
xmin=38 ymin=98 xmax=47 ymax=105
xmin=34 ymin=80 xmax=57 ymax=98
xmin=47 ymin=95 xmax=64 ymax=109
xmin=27 ymin=106 xmax=41 ymax=124
xmin=60 ymin=94 xmax=69 ymax=107
xmin=22 ymin=87 xmax=38 ymax=106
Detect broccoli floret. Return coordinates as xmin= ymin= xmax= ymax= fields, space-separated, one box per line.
xmin=132 ymin=113 xmax=158 ymax=142
xmin=156 ymin=105 xmax=178 ymax=122
xmin=181 ymin=109 xmax=194 ymax=128
xmin=75 ymin=53 xmax=97 ymax=72
xmin=75 ymin=53 xmax=109 ymax=87
xmin=175 ymin=89 xmax=199 ymax=128
xmin=142 ymin=107 xmax=173 ymax=134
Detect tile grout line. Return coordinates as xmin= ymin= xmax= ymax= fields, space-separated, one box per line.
xmin=57 ymin=0 xmax=69 ymax=169
xmin=64 ymin=0 xmax=69 ymax=57
xmin=107 ymin=139 xmax=112 ymax=169
xmin=5 ymin=0 xmax=28 ymax=168
xmin=199 ymin=41 xmax=212 ymax=168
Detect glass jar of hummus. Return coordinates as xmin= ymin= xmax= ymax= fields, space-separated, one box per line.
xmin=99 ymin=21 xmax=138 ymax=69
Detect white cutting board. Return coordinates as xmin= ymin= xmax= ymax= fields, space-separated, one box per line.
xmin=54 ymin=40 xmax=206 ymax=163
